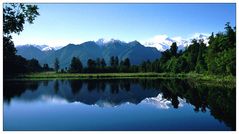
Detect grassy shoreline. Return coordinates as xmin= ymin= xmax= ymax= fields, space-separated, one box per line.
xmin=12 ymin=71 xmax=235 ymax=83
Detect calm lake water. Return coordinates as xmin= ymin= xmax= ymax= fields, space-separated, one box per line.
xmin=3 ymin=79 xmax=236 ymax=131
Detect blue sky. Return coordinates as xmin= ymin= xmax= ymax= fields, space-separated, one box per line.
xmin=12 ymin=3 xmax=236 ymax=47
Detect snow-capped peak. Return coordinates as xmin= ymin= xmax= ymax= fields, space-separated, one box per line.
xmin=42 ymin=46 xmax=55 ymax=51
xmin=142 ymin=33 xmax=210 ymax=51
xmin=95 ymin=38 xmax=125 ymax=46
xmin=17 ymin=44 xmax=62 ymax=51
xmin=33 ymin=45 xmax=56 ymax=51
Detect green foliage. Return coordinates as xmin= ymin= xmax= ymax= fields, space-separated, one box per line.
xmin=3 ymin=3 xmax=40 ymax=77
xmin=3 ymin=3 xmax=39 ymax=35
xmin=206 ymin=22 xmax=236 ymax=76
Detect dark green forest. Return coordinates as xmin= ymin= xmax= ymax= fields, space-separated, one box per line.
xmin=3 ymin=4 xmax=236 ymax=77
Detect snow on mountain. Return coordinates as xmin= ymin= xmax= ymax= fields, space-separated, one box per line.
xmin=95 ymin=38 xmax=112 ymax=45
xmin=190 ymin=33 xmax=210 ymax=45
xmin=142 ymin=33 xmax=210 ymax=52
xmin=18 ymin=44 xmax=63 ymax=51
xmin=95 ymin=38 xmax=125 ymax=46
xmin=35 ymin=45 xmax=63 ymax=51
xmin=42 ymin=46 xmax=55 ymax=51
xmin=17 ymin=33 xmax=210 ymax=53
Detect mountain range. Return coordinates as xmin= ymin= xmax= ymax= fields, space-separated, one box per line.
xmin=16 ymin=33 xmax=209 ymax=69
xmin=16 ymin=40 xmax=161 ymax=68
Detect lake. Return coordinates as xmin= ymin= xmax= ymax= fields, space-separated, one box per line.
xmin=3 ymin=79 xmax=236 ymax=131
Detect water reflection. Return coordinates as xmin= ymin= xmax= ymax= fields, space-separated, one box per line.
xmin=70 ymin=80 xmax=82 ymax=94
xmin=3 ymin=79 xmax=236 ymax=130
xmin=143 ymin=94 xmax=185 ymax=109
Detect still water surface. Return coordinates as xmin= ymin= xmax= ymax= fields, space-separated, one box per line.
xmin=3 ymin=79 xmax=235 ymax=131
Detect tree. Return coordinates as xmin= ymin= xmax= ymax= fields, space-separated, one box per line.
xmin=140 ymin=61 xmax=147 ymax=72
xmin=96 ymin=58 xmax=101 ymax=68
xmin=3 ymin=4 xmax=39 ymax=35
xmin=224 ymin=22 xmax=236 ymax=49
xmin=206 ymin=23 xmax=236 ymax=75
xmin=170 ymin=42 xmax=178 ymax=57
xmin=195 ymin=42 xmax=207 ymax=73
xmin=100 ymin=58 xmax=106 ymax=68
xmin=3 ymin=36 xmax=17 ymax=75
xmin=28 ymin=58 xmax=42 ymax=72
xmin=54 ymin=58 xmax=60 ymax=72
xmin=87 ymin=59 xmax=96 ymax=73
xmin=185 ymin=39 xmax=200 ymax=71
xmin=43 ymin=64 xmax=49 ymax=71
xmin=3 ymin=4 xmax=39 ymax=76
xmin=160 ymin=49 xmax=172 ymax=63
xmin=115 ymin=56 xmax=119 ymax=67
xmin=110 ymin=56 xmax=115 ymax=67
xmin=11 ymin=55 xmax=28 ymax=74
xmin=177 ymin=56 xmax=189 ymax=73
xmin=69 ymin=57 xmax=83 ymax=73
xmin=124 ymin=58 xmax=131 ymax=68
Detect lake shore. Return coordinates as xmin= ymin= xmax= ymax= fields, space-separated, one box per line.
xmin=13 ymin=72 xmax=235 ymax=83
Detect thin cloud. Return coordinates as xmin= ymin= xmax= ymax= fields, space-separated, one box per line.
xmin=12 ymin=35 xmax=85 ymax=47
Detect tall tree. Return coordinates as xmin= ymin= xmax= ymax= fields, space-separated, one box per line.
xmin=43 ymin=64 xmax=50 ymax=71
xmin=195 ymin=40 xmax=207 ymax=73
xmin=110 ymin=56 xmax=115 ymax=67
xmin=224 ymin=22 xmax=236 ymax=49
xmin=96 ymin=58 xmax=101 ymax=68
xmin=100 ymin=58 xmax=106 ymax=68
xmin=170 ymin=42 xmax=178 ymax=57
xmin=69 ymin=57 xmax=83 ymax=73
xmin=115 ymin=56 xmax=119 ymax=67
xmin=124 ymin=58 xmax=131 ymax=68
xmin=87 ymin=59 xmax=96 ymax=73
xmin=54 ymin=58 xmax=60 ymax=72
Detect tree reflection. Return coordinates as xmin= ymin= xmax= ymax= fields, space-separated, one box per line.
xmin=43 ymin=80 xmax=49 ymax=87
xmin=171 ymin=95 xmax=179 ymax=109
xmin=87 ymin=80 xmax=97 ymax=91
xmin=120 ymin=81 xmax=131 ymax=91
xmin=146 ymin=79 xmax=236 ymax=130
xmin=110 ymin=81 xmax=119 ymax=94
xmin=98 ymin=81 xmax=106 ymax=91
xmin=54 ymin=80 xmax=59 ymax=94
xmin=70 ymin=80 xmax=82 ymax=94
xmin=3 ymin=80 xmax=40 ymax=103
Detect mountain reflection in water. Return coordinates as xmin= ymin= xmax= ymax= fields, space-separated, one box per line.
xmin=3 ymin=79 xmax=236 ymax=130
